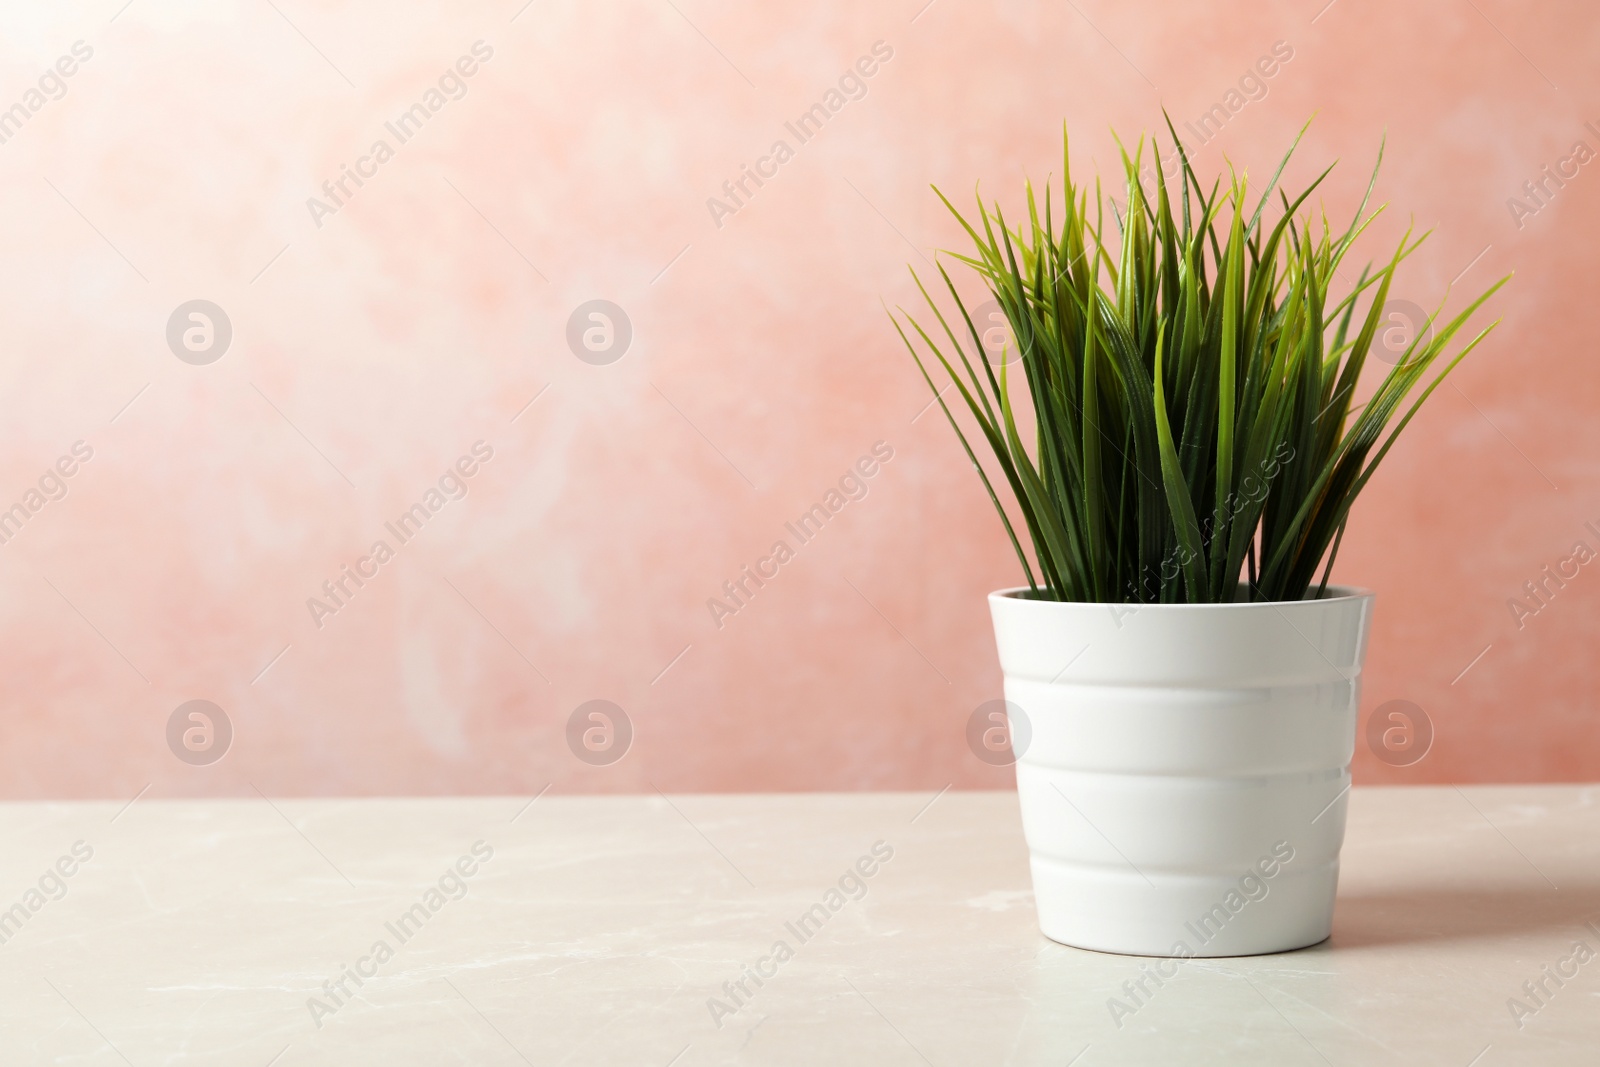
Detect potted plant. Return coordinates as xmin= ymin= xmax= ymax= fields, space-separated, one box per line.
xmin=893 ymin=120 xmax=1505 ymax=956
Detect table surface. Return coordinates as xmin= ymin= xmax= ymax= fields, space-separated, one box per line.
xmin=0 ymin=786 xmax=1595 ymax=1065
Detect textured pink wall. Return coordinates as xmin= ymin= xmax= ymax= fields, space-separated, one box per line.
xmin=0 ymin=0 xmax=1595 ymax=798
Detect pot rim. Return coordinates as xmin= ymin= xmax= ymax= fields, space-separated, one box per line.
xmin=989 ymin=583 xmax=1374 ymax=609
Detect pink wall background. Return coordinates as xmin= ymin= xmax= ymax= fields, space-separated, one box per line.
xmin=0 ymin=0 xmax=1596 ymax=798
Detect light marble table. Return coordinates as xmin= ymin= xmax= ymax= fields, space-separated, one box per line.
xmin=0 ymin=786 xmax=1595 ymax=1065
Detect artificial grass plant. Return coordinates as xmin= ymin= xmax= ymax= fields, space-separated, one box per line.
xmin=893 ymin=119 xmax=1507 ymax=603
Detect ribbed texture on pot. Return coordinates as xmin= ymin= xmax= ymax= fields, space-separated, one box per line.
xmin=990 ymin=587 xmax=1374 ymax=957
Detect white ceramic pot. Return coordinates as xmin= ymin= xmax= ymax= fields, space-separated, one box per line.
xmin=989 ymin=585 xmax=1375 ymax=957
